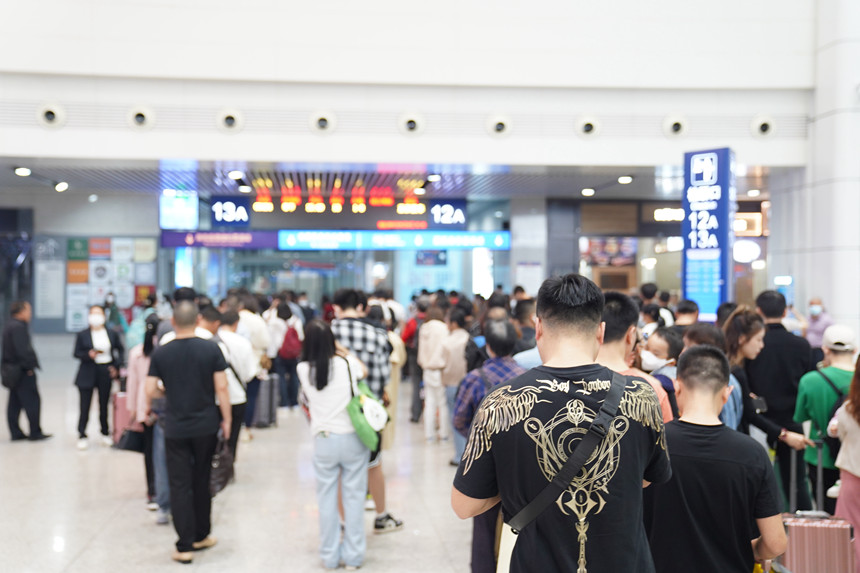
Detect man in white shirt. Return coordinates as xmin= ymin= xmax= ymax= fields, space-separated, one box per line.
xmin=236 ymin=293 xmax=271 ymax=439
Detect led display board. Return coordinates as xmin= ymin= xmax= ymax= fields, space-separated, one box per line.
xmin=159 ymin=190 xmax=199 ymax=230
xmin=682 ymin=148 xmax=737 ymax=322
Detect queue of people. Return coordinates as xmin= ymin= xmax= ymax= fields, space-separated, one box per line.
xmin=3 ymin=278 xmax=859 ymax=571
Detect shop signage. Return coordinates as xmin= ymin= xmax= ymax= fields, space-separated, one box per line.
xmin=160 ymin=231 xmax=279 ymax=249
xmin=211 ymin=196 xmax=251 ymax=228
xmin=682 ymin=148 xmax=737 ymax=322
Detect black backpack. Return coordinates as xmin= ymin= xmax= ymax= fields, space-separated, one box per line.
xmin=812 ymin=368 xmax=846 ymax=460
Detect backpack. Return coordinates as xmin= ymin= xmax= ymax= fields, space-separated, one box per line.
xmin=278 ymin=326 xmax=302 ymax=360
xmin=652 ymin=373 xmax=680 ymax=420
xmin=813 ymin=368 xmax=846 ymax=460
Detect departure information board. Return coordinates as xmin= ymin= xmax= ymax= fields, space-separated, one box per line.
xmin=681 ymin=148 xmax=737 ymax=322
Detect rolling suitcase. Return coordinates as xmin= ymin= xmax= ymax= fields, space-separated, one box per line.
xmin=778 ymin=444 xmax=855 ymax=573
xmin=252 ymin=374 xmax=279 ymax=428
xmin=112 ymin=392 xmax=141 ymax=444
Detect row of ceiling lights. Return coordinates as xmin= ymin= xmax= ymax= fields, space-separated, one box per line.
xmin=14 ymin=166 xmax=68 ymax=192
xmin=224 ymin=170 xmax=441 ymax=195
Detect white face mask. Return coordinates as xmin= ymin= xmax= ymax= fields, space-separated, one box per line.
xmin=640 ymin=349 xmax=669 ymax=373
xmin=88 ymin=314 xmax=106 ymax=328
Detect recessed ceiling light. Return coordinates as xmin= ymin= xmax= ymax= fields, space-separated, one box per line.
xmin=88 ymin=194 xmax=98 ymax=203
xmin=581 ymin=188 xmax=595 ymax=197
xmin=238 ymin=185 xmax=252 ymax=193
xmin=228 ymin=170 xmax=244 ymax=180
xmin=414 ymin=187 xmax=426 ymax=195
xmin=55 ymin=181 xmax=69 ymax=192
xmin=14 ymin=167 xmax=31 ymax=177
xmin=427 ymin=174 xmax=441 ymax=182
xmin=494 ymin=210 xmax=504 ymax=218
xmin=747 ymin=189 xmax=761 ymax=197
xmin=617 ymin=176 xmax=633 ymax=185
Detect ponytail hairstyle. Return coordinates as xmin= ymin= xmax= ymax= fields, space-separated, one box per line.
xmin=302 ymin=320 xmax=337 ymax=391
xmin=722 ymin=305 xmax=764 ymax=366
xmin=847 ymin=354 xmax=860 ymax=426
xmin=143 ymin=313 xmax=160 ymax=357
xmin=641 ymin=303 xmax=664 ymax=327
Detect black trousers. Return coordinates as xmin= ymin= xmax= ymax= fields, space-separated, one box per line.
xmin=165 ymin=433 xmax=218 ymax=552
xmin=472 ymin=503 xmax=500 ymax=573
xmin=228 ymin=402 xmax=246 ymax=463
xmin=7 ymin=372 xmax=43 ymax=438
xmin=143 ymin=423 xmax=155 ymax=498
xmin=77 ymin=364 xmax=112 ymax=438
xmin=407 ymin=348 xmax=423 ymax=422
xmin=807 ymin=462 xmax=840 ymax=515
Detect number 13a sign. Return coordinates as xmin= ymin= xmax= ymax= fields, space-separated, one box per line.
xmin=681 ymin=148 xmax=737 ymax=322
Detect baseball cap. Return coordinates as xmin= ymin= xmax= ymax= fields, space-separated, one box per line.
xmin=823 ymin=325 xmax=856 ymax=352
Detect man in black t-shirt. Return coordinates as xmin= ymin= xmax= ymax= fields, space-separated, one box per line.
xmin=452 ymin=274 xmax=671 ymax=573
xmin=146 ymin=301 xmax=231 ymax=565
xmin=645 ymin=345 xmax=787 ymax=572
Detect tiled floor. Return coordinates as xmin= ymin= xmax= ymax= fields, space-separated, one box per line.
xmin=0 ymin=335 xmax=472 ymax=572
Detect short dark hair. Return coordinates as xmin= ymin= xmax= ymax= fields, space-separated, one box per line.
xmin=484 ymin=320 xmax=518 ymax=357
xmin=716 ymin=302 xmax=739 ymax=328
xmin=487 ymin=293 xmax=508 ymax=309
xmin=333 ymin=288 xmax=361 ymax=311
xmin=651 ymin=327 xmax=683 ymax=360
xmin=659 ymin=291 xmax=671 ymax=304
xmin=448 ymin=307 xmax=467 ymax=329
xmin=200 ymin=305 xmax=222 ymax=323
xmin=677 ymin=345 xmax=730 ymax=394
xmin=416 ymin=295 xmax=431 ymax=312
xmin=601 ymin=292 xmax=640 ymax=343
xmin=366 ymin=305 xmax=385 ymax=324
xmin=514 ymin=299 xmax=536 ymax=324
xmin=173 ymin=301 xmax=199 ymax=328
xmin=173 ymin=287 xmax=197 ymax=303
xmin=455 ymin=297 xmax=474 ymax=316
xmin=756 ymin=290 xmax=787 ymax=319
xmin=513 ymin=285 xmax=526 ymax=295
xmin=640 ymin=283 xmax=658 ymax=300
xmin=683 ymin=323 xmax=726 ymax=352
xmin=676 ymin=299 xmax=699 ymax=316
xmin=220 ymin=310 xmax=240 ymax=327
xmin=641 ymin=303 xmax=661 ymax=324
xmin=10 ymin=300 xmax=29 ymax=316
xmin=536 ymin=274 xmax=604 ymax=335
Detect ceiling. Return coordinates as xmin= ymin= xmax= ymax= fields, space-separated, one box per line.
xmin=0 ymin=158 xmax=783 ymax=202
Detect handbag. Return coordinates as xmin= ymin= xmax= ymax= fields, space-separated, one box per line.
xmin=343 ymin=356 xmax=389 ymax=450
xmin=278 ymin=326 xmax=302 ymax=360
xmin=115 ymin=427 xmax=146 ymax=453
xmin=0 ymin=362 xmax=23 ymax=389
xmin=496 ymin=372 xmax=626 ymax=573
xmin=210 ymin=433 xmax=234 ymax=497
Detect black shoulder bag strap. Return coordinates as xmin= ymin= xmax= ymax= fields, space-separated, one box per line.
xmin=816 ymin=368 xmax=843 ymax=399
xmin=507 ymin=371 xmax=627 ymax=535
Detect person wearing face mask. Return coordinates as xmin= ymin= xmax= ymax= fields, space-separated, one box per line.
xmin=641 ymin=327 xmax=684 ymax=419
xmin=74 ymin=305 xmax=124 ymax=450
xmin=806 ymin=297 xmax=834 ymax=365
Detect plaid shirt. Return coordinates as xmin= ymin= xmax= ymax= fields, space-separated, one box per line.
xmin=330 ymin=318 xmax=392 ymax=397
xmin=453 ymin=356 xmax=526 ymax=436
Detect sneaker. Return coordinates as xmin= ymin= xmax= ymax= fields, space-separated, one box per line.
xmin=171 ymin=550 xmax=193 ymax=564
xmin=77 ymin=438 xmax=89 ymax=450
xmin=827 ymin=480 xmax=842 ymax=499
xmin=364 ymin=495 xmax=375 ymax=511
xmin=146 ymin=501 xmax=159 ymax=511
xmin=240 ymin=428 xmax=253 ymax=442
xmin=191 ymin=536 xmax=217 ymax=551
xmin=101 ymin=435 xmax=114 ymax=447
xmin=374 ymin=513 xmax=404 ymax=534
xmin=156 ymin=509 xmax=170 ymax=525
xmin=345 ymin=566 xmax=360 ymax=571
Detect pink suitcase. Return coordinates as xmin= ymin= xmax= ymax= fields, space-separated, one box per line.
xmin=776 ymin=447 xmax=855 ymax=573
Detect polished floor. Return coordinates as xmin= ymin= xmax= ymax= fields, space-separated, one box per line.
xmin=1 ymin=335 xmax=472 ymax=572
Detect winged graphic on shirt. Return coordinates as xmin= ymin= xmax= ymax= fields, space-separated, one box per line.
xmin=524 ymin=379 xmax=663 ymax=573
xmin=461 ymin=384 xmax=550 ymax=475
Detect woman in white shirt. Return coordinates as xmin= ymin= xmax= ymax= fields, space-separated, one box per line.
xmin=297 ymin=320 xmax=368 ymax=571
xmin=828 ymin=357 xmax=860 ymax=572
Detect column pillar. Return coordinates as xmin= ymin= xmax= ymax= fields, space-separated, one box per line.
xmin=509 ymin=197 xmax=548 ymax=297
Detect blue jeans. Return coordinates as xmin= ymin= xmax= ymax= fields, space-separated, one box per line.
xmin=153 ymin=423 xmax=170 ymax=511
xmin=313 ymin=432 xmax=369 ymax=569
xmin=446 ymin=385 xmax=466 ymax=463
xmin=274 ymin=357 xmax=300 ymax=407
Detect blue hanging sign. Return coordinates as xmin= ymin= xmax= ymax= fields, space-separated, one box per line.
xmin=682 ymin=148 xmax=737 ymax=322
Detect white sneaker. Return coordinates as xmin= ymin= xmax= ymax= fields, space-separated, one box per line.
xmin=364 ymin=496 xmax=375 ymax=511
xmin=77 ymin=438 xmax=88 ymax=450
xmin=155 ymin=509 xmax=170 ymax=525
xmin=827 ymin=480 xmax=842 ymax=499
xmin=101 ymin=435 xmax=114 ymax=447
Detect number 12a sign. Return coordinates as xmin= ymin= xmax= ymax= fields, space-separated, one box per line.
xmin=211 ymin=197 xmax=251 ymax=228
xmin=681 ymin=148 xmax=737 ymax=322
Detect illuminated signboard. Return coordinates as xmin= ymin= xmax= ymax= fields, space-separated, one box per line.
xmin=682 ymin=148 xmax=737 ymax=322
xmin=211 ymin=196 xmax=251 ymax=228
xmin=159 ymin=189 xmax=199 ymax=230
xmin=427 ymin=199 xmax=467 ymax=230
xmin=277 ymin=230 xmax=510 ymax=251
